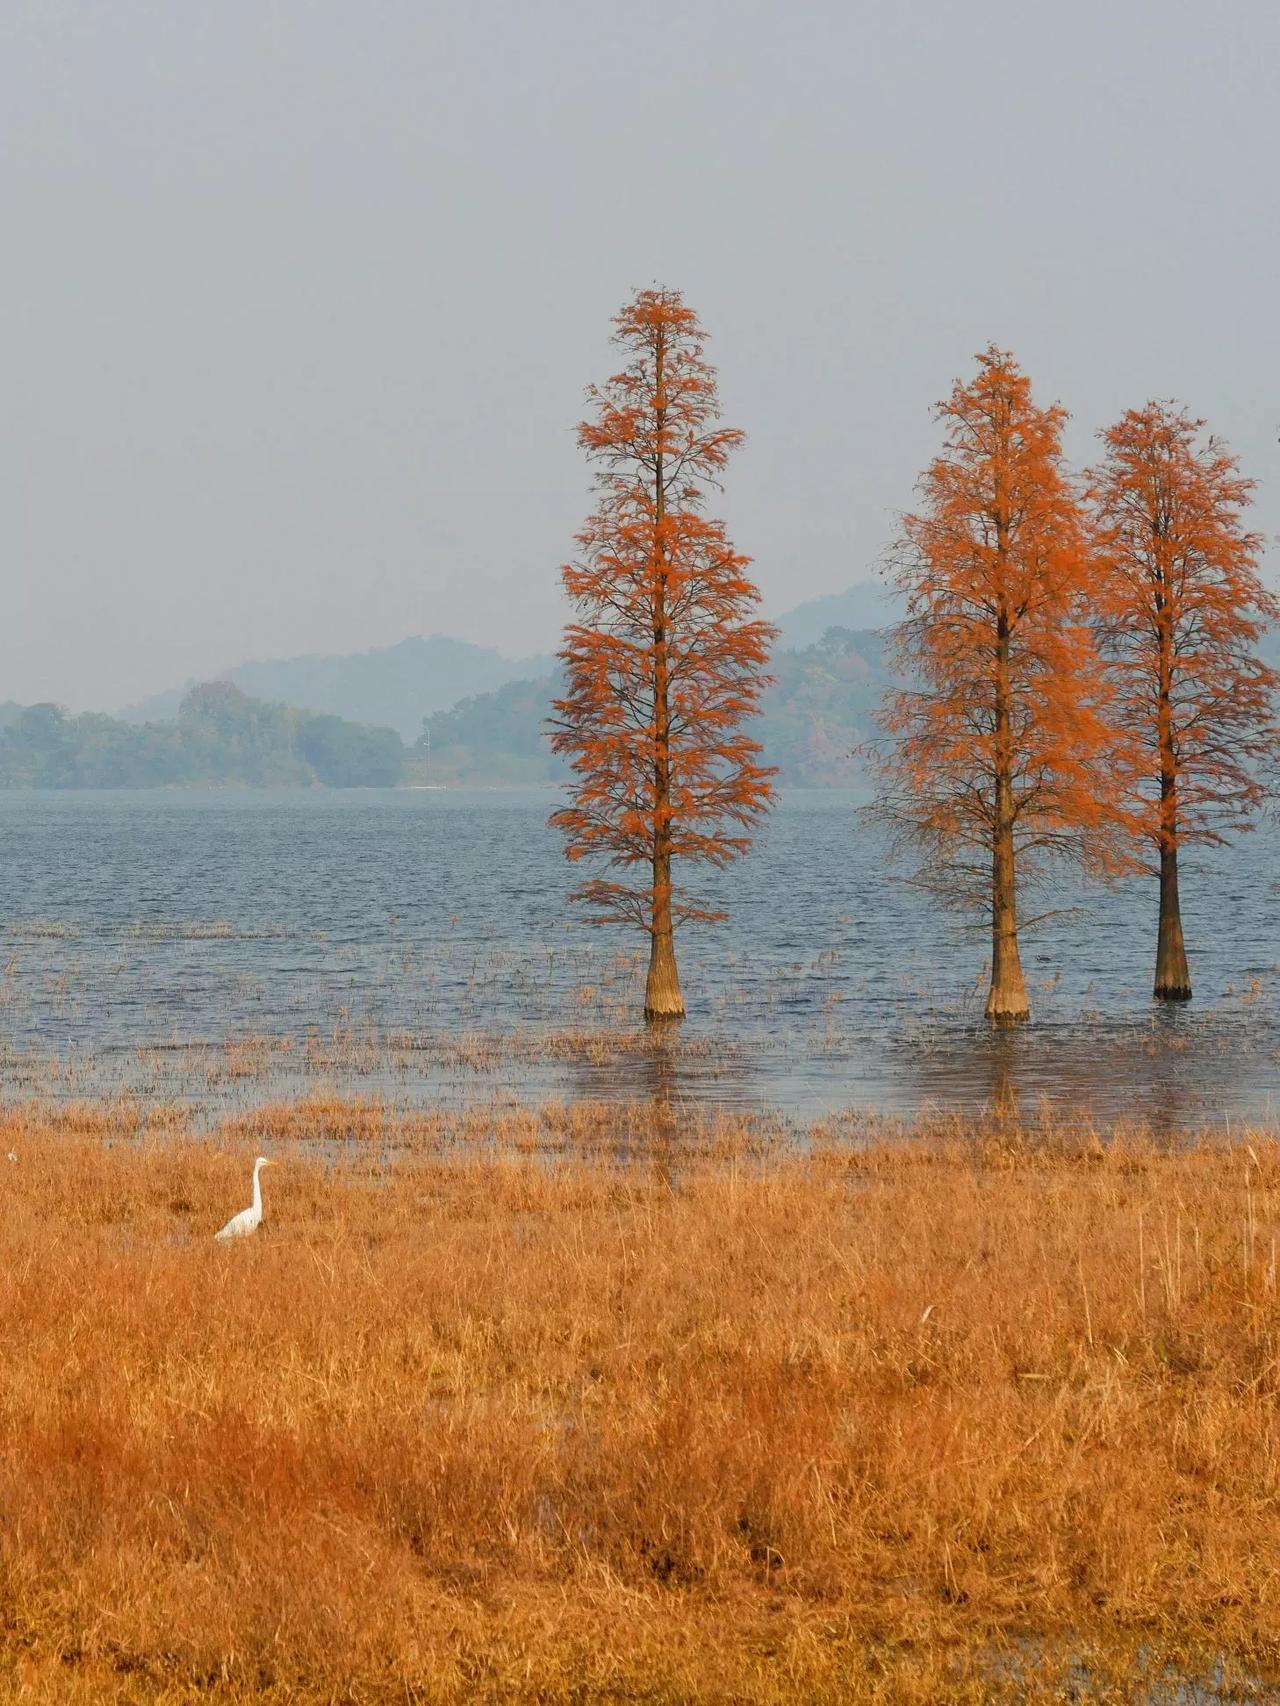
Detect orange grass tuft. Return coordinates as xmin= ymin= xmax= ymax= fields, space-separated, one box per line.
xmin=0 ymin=1099 xmax=1277 ymax=1701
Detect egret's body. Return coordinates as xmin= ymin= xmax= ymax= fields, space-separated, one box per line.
xmin=215 ymin=1156 xmax=275 ymax=1240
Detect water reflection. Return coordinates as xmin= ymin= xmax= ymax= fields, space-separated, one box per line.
xmin=888 ymin=1006 xmax=1276 ymax=1134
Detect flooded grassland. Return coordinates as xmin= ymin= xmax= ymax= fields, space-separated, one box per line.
xmin=0 ymin=1097 xmax=1278 ymax=1701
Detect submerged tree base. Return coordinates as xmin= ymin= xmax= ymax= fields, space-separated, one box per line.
xmin=643 ymin=1003 xmax=685 ymax=1024
xmin=1154 ymin=981 xmax=1193 ymax=1003
xmin=985 ymin=990 xmax=1031 ymax=1026
xmin=644 ymin=934 xmax=686 ymax=1022
xmin=986 ymin=926 xmax=1030 ymax=1026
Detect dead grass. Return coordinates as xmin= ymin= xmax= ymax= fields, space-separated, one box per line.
xmin=0 ymin=1098 xmax=1278 ymax=1702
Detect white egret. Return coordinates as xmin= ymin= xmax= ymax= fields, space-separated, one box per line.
xmin=214 ymin=1156 xmax=276 ymax=1241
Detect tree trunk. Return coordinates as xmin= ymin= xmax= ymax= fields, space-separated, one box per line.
xmin=645 ymin=851 xmax=684 ymax=1019
xmin=1154 ymin=783 xmax=1191 ymax=1002
xmin=644 ymin=322 xmax=685 ymax=1023
xmin=987 ymin=818 xmax=1029 ymax=1023
xmin=1153 ymin=584 xmax=1191 ymax=1001
xmin=986 ymin=615 xmax=1030 ymax=1024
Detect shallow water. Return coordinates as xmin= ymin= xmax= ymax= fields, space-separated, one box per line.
xmin=0 ymin=787 xmax=1277 ymax=1126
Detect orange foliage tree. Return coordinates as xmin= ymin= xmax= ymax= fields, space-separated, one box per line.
xmin=870 ymin=347 xmax=1133 ymax=1024
xmin=549 ymin=288 xmax=775 ymax=1020
xmin=1088 ymin=404 xmax=1279 ymax=1001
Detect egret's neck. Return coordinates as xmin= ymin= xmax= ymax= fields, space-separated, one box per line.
xmin=252 ymin=1161 xmax=264 ymax=1215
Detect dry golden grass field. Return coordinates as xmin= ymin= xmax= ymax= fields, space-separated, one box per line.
xmin=0 ymin=1095 xmax=1278 ymax=1702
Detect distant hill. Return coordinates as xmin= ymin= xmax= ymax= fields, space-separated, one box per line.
xmin=1 ymin=683 xmax=404 ymax=789
xmin=412 ymin=614 xmax=1280 ymax=789
xmin=414 ymin=672 xmax=566 ymax=785
xmin=86 ymin=589 xmax=1279 ymax=791
xmin=761 ymin=627 xmax=894 ymax=784
xmin=774 ymin=582 xmax=1280 ymax=659
xmin=120 ymin=635 xmax=555 ymax=742
xmin=116 ymin=595 xmax=899 ymax=742
xmin=773 ymin=580 xmax=902 ymax=649
xmin=412 ymin=627 xmax=895 ymax=788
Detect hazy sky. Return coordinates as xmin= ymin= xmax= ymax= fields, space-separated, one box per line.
xmin=6 ymin=0 xmax=1278 ymax=711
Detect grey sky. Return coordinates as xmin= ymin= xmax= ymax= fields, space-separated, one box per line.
xmin=5 ymin=0 xmax=1278 ymax=711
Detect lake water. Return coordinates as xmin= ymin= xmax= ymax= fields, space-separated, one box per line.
xmin=1 ymin=787 xmax=1277 ymax=1129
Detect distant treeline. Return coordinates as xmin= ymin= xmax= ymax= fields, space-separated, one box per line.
xmin=0 ymin=683 xmax=404 ymax=788
xmin=13 ymin=622 xmax=1273 ymax=791
xmin=1 ymin=628 xmax=899 ymax=790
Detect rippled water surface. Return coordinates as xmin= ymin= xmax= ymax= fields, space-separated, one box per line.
xmin=1 ymin=788 xmax=1277 ymax=1127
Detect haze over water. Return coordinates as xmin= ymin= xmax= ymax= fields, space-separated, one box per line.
xmin=1 ymin=789 xmax=1275 ymax=1130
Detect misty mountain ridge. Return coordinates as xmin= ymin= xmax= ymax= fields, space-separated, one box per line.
xmin=11 ymin=604 xmax=1278 ymax=790
xmin=119 ymin=634 xmax=556 ymax=742
xmin=117 ymin=584 xmax=895 ymax=740
xmin=773 ymin=580 xmax=903 ymax=649
xmin=415 ymin=625 xmax=896 ymax=788
xmin=1 ymin=629 xmax=893 ymax=790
